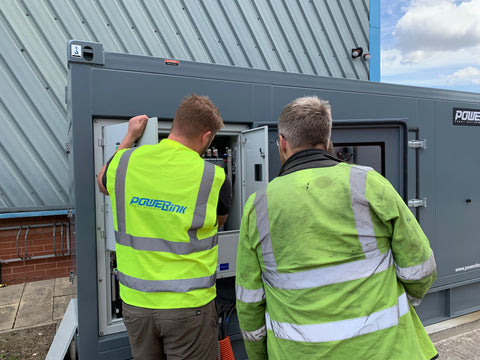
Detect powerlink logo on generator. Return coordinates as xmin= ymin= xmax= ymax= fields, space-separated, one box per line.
xmin=129 ymin=197 xmax=187 ymax=214
xmin=453 ymin=108 xmax=480 ymax=126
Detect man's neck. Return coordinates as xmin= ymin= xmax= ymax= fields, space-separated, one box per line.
xmin=283 ymin=144 xmax=327 ymax=163
xmin=168 ymin=133 xmax=202 ymax=154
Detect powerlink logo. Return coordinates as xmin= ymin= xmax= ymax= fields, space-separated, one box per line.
xmin=453 ymin=108 xmax=480 ymax=126
xmin=129 ymin=197 xmax=187 ymax=214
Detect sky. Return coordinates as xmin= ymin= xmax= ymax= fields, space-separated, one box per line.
xmin=381 ymin=0 xmax=480 ymax=93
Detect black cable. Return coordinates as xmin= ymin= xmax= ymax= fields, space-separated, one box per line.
xmin=223 ymin=303 xmax=236 ymax=339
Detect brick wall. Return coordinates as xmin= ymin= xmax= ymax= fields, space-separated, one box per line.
xmin=0 ymin=215 xmax=76 ymax=285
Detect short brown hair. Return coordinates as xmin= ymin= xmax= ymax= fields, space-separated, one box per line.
xmin=278 ymin=96 xmax=331 ymax=149
xmin=172 ymin=94 xmax=224 ymax=138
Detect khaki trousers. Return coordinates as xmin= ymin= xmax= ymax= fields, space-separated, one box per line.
xmin=122 ymin=300 xmax=217 ymax=360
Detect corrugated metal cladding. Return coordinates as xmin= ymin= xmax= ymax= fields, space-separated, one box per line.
xmin=0 ymin=0 xmax=370 ymax=213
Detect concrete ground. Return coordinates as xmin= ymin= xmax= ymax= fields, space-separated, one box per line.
xmin=0 ymin=277 xmax=76 ymax=333
xmin=0 ymin=278 xmax=479 ymax=359
xmin=426 ymin=311 xmax=480 ymax=359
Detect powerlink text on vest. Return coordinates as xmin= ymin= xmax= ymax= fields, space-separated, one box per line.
xmin=129 ymin=197 xmax=187 ymax=214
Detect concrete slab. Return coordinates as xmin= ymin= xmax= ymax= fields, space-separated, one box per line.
xmin=0 ymin=283 xmax=24 ymax=306
xmin=426 ymin=311 xmax=480 ymax=342
xmin=434 ymin=328 xmax=480 ymax=359
xmin=0 ymin=304 xmax=18 ymax=331
xmin=54 ymin=277 xmax=76 ymax=297
xmin=22 ymin=279 xmax=54 ymax=300
xmin=15 ymin=296 xmax=53 ymax=329
xmin=53 ymin=295 xmax=74 ymax=321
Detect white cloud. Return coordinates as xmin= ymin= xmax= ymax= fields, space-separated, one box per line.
xmin=394 ymin=0 xmax=480 ymax=63
xmin=381 ymin=46 xmax=480 ymax=76
xmin=381 ymin=0 xmax=480 ymax=91
xmin=447 ymin=66 xmax=480 ymax=85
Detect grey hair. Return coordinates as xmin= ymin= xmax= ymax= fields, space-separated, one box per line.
xmin=278 ymin=96 xmax=332 ymax=149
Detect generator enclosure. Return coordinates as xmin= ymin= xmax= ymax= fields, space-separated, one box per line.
xmin=67 ymin=40 xmax=480 ymax=360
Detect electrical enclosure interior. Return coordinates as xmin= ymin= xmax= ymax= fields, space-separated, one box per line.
xmin=94 ymin=118 xmax=269 ymax=335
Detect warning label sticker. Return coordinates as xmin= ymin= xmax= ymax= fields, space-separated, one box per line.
xmin=453 ymin=108 xmax=480 ymax=126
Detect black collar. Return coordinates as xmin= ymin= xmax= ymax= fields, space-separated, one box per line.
xmin=278 ymin=149 xmax=342 ymax=177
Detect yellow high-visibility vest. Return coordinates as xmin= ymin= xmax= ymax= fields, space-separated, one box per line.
xmin=107 ymin=139 xmax=225 ymax=309
xmin=236 ymin=160 xmax=437 ymax=359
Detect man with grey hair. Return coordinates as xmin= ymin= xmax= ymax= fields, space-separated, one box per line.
xmin=236 ymin=96 xmax=438 ymax=359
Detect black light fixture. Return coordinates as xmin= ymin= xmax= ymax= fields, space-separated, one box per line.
xmin=351 ymin=47 xmax=363 ymax=58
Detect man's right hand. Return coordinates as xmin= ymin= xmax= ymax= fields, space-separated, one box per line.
xmin=124 ymin=115 xmax=149 ymax=145
xmin=97 ymin=115 xmax=149 ymax=195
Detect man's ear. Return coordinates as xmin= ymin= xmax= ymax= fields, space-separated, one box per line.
xmin=201 ymin=130 xmax=213 ymax=147
xmin=280 ymin=134 xmax=288 ymax=154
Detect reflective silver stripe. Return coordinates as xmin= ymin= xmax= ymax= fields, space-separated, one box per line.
xmin=349 ymin=166 xmax=380 ymax=258
xmin=236 ymin=284 xmax=265 ymax=303
xmin=262 ymin=249 xmax=393 ymax=290
xmin=115 ymin=148 xmax=136 ymax=233
xmin=396 ymin=251 xmax=436 ymax=281
xmin=240 ymin=325 xmax=267 ymax=342
xmin=265 ymin=293 xmax=410 ymax=343
xmin=188 ymin=161 xmax=216 ymax=241
xmin=115 ymin=232 xmax=217 ymax=255
xmin=117 ymin=270 xmax=216 ymax=293
xmin=407 ymin=293 xmax=422 ymax=307
xmin=115 ymin=156 xmax=218 ymax=254
xmin=253 ymin=188 xmax=276 ymax=270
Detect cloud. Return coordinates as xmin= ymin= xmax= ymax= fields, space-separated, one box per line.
xmin=381 ymin=46 xmax=480 ymax=76
xmin=447 ymin=66 xmax=480 ymax=85
xmin=394 ymin=0 xmax=480 ymax=63
xmin=381 ymin=0 xmax=480 ymax=91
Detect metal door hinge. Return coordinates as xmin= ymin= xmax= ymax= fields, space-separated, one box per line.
xmin=408 ymin=139 xmax=427 ymax=149
xmin=98 ymin=138 xmax=104 ymax=147
xmin=408 ymin=198 xmax=427 ymax=208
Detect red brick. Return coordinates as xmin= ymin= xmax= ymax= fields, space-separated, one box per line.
xmin=46 ymin=268 xmax=69 ymax=277
xmin=25 ymin=234 xmax=45 ymax=242
xmin=11 ymin=264 xmax=35 ymax=274
xmin=35 ymin=262 xmax=56 ymax=271
xmin=1 ymin=266 xmax=12 ymax=275
xmin=25 ymin=245 xmax=44 ymax=253
xmin=0 ymin=240 xmax=16 ymax=247
xmin=0 ymin=216 xmax=73 ymax=285
xmin=44 ymin=257 xmax=59 ymax=264
xmin=0 ymin=229 xmax=21 ymax=237
xmin=28 ymin=258 xmax=48 ymax=266
xmin=2 ymin=274 xmax=14 ymax=283
xmin=21 ymin=273 xmax=40 ymax=282
xmin=54 ymin=258 xmax=74 ymax=268
xmin=0 ymin=249 xmax=16 ymax=258
xmin=33 ymin=239 xmax=53 ymax=246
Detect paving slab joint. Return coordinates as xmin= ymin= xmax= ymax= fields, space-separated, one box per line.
xmin=426 ymin=311 xmax=480 ymax=343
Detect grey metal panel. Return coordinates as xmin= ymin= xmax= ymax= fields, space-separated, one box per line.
xmin=0 ymin=0 xmax=370 ymax=212
xmin=69 ymin=47 xmax=480 ymax=358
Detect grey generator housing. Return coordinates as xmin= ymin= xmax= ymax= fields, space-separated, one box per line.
xmin=67 ymin=40 xmax=480 ymax=359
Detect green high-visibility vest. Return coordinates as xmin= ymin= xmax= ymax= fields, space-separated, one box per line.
xmin=236 ymin=161 xmax=437 ymax=359
xmin=107 ymin=139 xmax=225 ymax=309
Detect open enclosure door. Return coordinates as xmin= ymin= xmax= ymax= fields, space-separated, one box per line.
xmin=102 ymin=118 xmax=158 ymax=251
xmin=96 ymin=117 xmax=157 ymax=336
xmin=240 ymin=126 xmax=269 ymax=207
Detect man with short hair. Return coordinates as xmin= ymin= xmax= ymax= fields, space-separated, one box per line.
xmin=236 ymin=96 xmax=438 ymax=359
xmin=98 ymin=94 xmax=231 ymax=360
